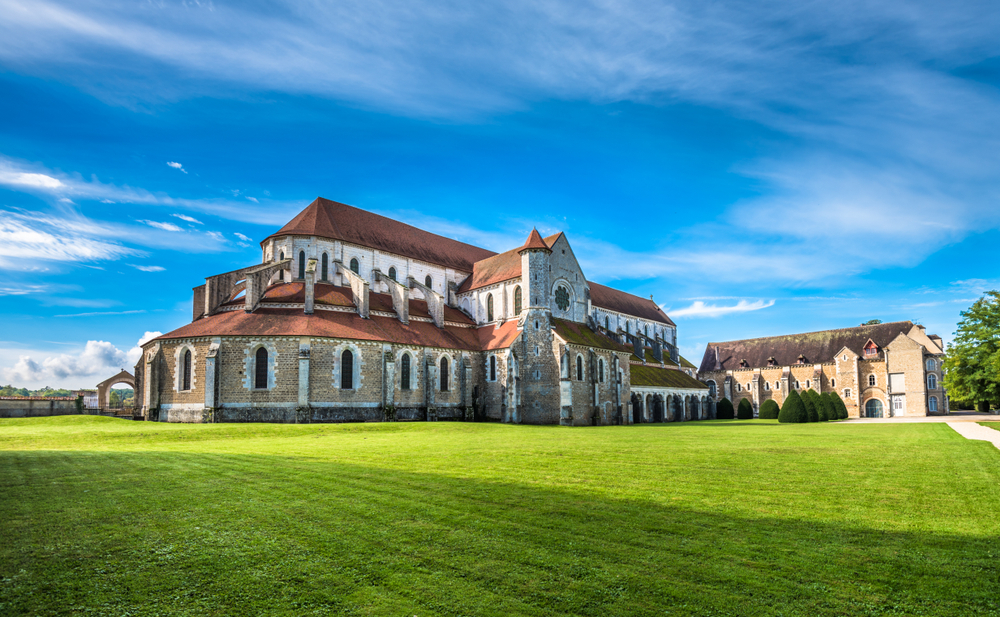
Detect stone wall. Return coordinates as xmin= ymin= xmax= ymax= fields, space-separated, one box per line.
xmin=0 ymin=397 xmax=80 ymax=418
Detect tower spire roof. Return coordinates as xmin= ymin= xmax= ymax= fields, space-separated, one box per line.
xmin=519 ymin=227 xmax=552 ymax=253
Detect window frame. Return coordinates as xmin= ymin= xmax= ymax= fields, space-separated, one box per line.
xmin=400 ymin=352 xmax=411 ymax=390
xmin=254 ymin=347 xmax=269 ymax=390
xmin=341 ymin=349 xmax=355 ymax=390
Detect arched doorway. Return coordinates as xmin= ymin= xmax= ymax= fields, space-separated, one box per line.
xmin=631 ymin=393 xmax=642 ymax=424
xmin=96 ymin=370 xmax=136 ymax=414
xmin=645 ymin=394 xmax=653 ymax=422
xmin=865 ymin=398 xmax=884 ymax=418
xmin=673 ymin=395 xmax=683 ymax=421
xmin=652 ymin=395 xmax=664 ymax=422
xmin=691 ymin=396 xmax=700 ymax=420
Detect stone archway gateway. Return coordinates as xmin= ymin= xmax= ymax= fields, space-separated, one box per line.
xmin=96 ymin=370 xmax=136 ymax=411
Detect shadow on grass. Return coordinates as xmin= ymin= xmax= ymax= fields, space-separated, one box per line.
xmin=1 ymin=449 xmax=997 ymax=617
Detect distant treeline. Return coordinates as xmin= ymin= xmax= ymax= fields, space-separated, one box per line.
xmin=0 ymin=385 xmax=79 ymax=397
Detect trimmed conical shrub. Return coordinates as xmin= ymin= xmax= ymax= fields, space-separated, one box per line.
xmin=778 ymin=390 xmax=807 ymax=423
xmin=737 ymin=398 xmax=754 ymax=419
xmin=758 ymin=399 xmax=780 ymax=419
xmin=807 ymin=390 xmax=828 ymax=421
xmin=716 ymin=397 xmax=735 ymax=420
xmin=820 ymin=392 xmax=837 ymax=422
xmin=801 ymin=390 xmax=819 ymax=422
xmin=836 ymin=394 xmax=850 ymax=419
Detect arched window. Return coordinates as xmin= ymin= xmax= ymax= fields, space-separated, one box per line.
xmin=645 ymin=325 xmax=649 ymax=337
xmin=425 ymin=275 xmax=432 ymax=289
xmin=254 ymin=347 xmax=268 ymax=389
xmin=604 ymin=316 xmax=609 ymax=330
xmin=625 ymin=322 xmax=630 ymax=335
xmin=440 ymin=357 xmax=449 ymax=391
xmin=927 ymin=374 xmax=937 ymax=389
xmin=926 ymin=358 xmax=936 ymax=371
xmin=599 ymin=358 xmax=605 ymax=382
xmin=182 ymin=349 xmax=192 ymax=391
xmin=929 ymin=396 xmax=938 ymax=412
xmin=865 ymin=398 xmax=884 ymax=418
xmin=736 ymin=383 xmax=742 ymax=392
xmin=513 ymin=286 xmax=522 ymax=315
xmin=831 ymin=378 xmax=836 ymax=388
xmin=388 ymin=266 xmax=397 ymax=281
xmin=298 ymin=251 xmax=306 ymax=279
xmin=278 ymin=252 xmax=284 ymax=281
xmin=806 ymin=380 xmax=811 ymax=389
xmin=868 ymin=374 xmax=876 ymax=387
xmin=321 ymin=253 xmax=329 ymax=281
xmin=341 ymin=349 xmax=354 ymax=390
xmin=707 ymin=380 xmax=717 ymax=397
xmin=775 ymin=381 xmax=781 ymax=390
xmin=487 ymin=294 xmax=494 ymax=322
xmin=764 ymin=381 xmax=770 ymax=391
xmin=576 ymin=355 xmax=583 ymax=381
xmin=401 ymin=353 xmax=411 ymax=390
xmin=794 ymin=380 xmax=800 ymax=389
xmin=489 ymin=355 xmax=496 ymax=381
xmin=350 ymin=258 xmax=359 ymax=275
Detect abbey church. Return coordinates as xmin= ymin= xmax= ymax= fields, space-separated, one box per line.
xmin=135 ymin=198 xmax=710 ymax=425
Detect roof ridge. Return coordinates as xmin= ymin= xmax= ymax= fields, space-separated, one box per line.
xmin=705 ymin=320 xmax=915 ymax=347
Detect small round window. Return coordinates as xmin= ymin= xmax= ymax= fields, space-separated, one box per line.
xmin=555 ymin=286 xmax=570 ymax=311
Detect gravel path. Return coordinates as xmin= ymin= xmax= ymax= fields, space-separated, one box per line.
xmin=948 ymin=421 xmax=1000 ymax=450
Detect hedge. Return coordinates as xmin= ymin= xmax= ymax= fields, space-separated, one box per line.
xmin=737 ymin=398 xmax=754 ymax=419
xmin=778 ymin=390 xmax=807 ymax=423
xmin=808 ymin=390 xmax=828 ymax=422
xmin=716 ymin=397 xmax=735 ymax=420
xmin=831 ymin=391 xmax=849 ymax=419
xmin=758 ymin=399 xmax=780 ymax=419
xmin=820 ymin=392 xmax=837 ymax=422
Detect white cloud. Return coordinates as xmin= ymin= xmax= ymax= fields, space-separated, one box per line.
xmin=137 ymin=220 xmax=184 ymax=232
xmin=206 ymin=231 xmax=225 ymax=241
xmin=246 ymin=196 xmax=258 ymax=203
xmin=167 ymin=161 xmax=187 ymax=174
xmin=234 ymin=232 xmax=252 ymax=242
xmin=0 ymin=155 xmax=291 ymax=225
xmin=130 ymin=265 xmax=166 ymax=272
xmin=2 ymin=332 xmax=162 ymax=387
xmin=172 ymin=213 xmax=203 ymax=224
xmin=0 ymin=285 xmax=48 ymax=296
xmin=0 ymin=209 xmax=141 ymax=269
xmin=53 ymin=309 xmax=146 ymax=318
xmin=666 ymin=299 xmax=776 ymax=319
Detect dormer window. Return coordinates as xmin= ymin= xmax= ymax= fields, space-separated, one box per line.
xmin=796 ymin=354 xmax=806 ymax=365
xmin=739 ymin=359 xmax=748 ymax=369
xmin=864 ymin=340 xmax=878 ymax=357
xmin=767 ymin=357 xmax=777 ymax=367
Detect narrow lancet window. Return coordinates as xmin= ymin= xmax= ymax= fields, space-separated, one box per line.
xmin=254 ymin=347 xmax=268 ymax=389
xmin=341 ymin=350 xmax=354 ymax=389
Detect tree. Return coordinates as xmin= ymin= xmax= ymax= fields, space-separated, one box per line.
xmin=716 ymin=397 xmax=735 ymax=420
xmin=943 ymin=291 xmax=1000 ymax=410
xmin=737 ymin=398 xmax=754 ymax=419
xmin=801 ymin=390 xmax=819 ymax=422
xmin=807 ymin=390 xmax=828 ymax=421
xmin=778 ymin=390 xmax=807 ymax=423
xmin=758 ymin=399 xmax=780 ymax=419
xmin=820 ymin=392 xmax=837 ymax=421
xmin=864 ymin=319 xmax=883 ymax=325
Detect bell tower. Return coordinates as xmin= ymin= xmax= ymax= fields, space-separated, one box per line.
xmin=514 ymin=229 xmax=560 ymax=424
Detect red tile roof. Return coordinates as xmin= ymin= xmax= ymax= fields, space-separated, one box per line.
xmin=477 ymin=320 xmax=523 ymax=351
xmin=456 ymin=232 xmax=561 ymax=293
xmin=262 ymin=198 xmax=496 ymax=272
xmin=157 ymin=308 xmax=483 ymax=350
xmin=588 ymin=281 xmax=675 ymax=327
xmin=520 ymin=228 xmax=552 ymax=252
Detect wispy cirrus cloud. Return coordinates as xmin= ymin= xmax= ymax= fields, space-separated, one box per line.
xmin=137 ymin=220 xmax=183 ymax=232
xmin=172 ymin=213 xmax=202 ymax=224
xmin=166 ymin=161 xmax=187 ymax=174
xmin=666 ymin=299 xmax=776 ymax=319
xmin=130 ymin=264 xmax=165 ymax=272
xmin=0 ymin=209 xmax=141 ymax=270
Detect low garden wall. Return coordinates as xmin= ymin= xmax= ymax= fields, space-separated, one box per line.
xmin=0 ymin=396 xmax=81 ymax=418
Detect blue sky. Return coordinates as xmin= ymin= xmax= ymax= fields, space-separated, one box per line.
xmin=1 ymin=0 xmax=999 ymax=388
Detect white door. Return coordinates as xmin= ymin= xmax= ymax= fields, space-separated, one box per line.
xmin=892 ymin=394 xmax=905 ymax=417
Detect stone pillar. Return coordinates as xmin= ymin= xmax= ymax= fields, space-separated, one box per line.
xmin=425 ymin=354 xmax=437 ymax=421
xmin=304 ymin=259 xmax=317 ymax=314
xmin=383 ymin=346 xmax=396 ymax=421
xmin=203 ymin=339 xmax=220 ymax=422
xmin=461 ymin=356 xmax=473 ymax=420
xmin=297 ymin=338 xmax=311 ymax=423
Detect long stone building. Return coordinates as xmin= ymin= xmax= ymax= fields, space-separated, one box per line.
xmin=135 ymin=197 xmax=709 ymax=424
xmin=697 ymin=321 xmax=948 ymax=418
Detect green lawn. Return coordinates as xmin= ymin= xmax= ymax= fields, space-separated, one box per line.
xmin=1 ymin=417 xmax=998 ymax=616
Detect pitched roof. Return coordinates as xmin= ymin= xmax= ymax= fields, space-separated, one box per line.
xmin=155 ymin=308 xmax=482 ymax=351
xmin=698 ymin=320 xmax=917 ymax=373
xmin=478 ymin=320 xmax=523 ymax=351
xmin=520 ymin=228 xmax=551 ymax=252
xmin=630 ymin=364 xmax=708 ymax=389
xmin=262 ymin=198 xmax=496 ymax=272
xmin=552 ymin=318 xmax=633 ymax=353
xmin=588 ymin=281 xmax=676 ymax=327
xmin=456 ymin=232 xmax=561 ymax=293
